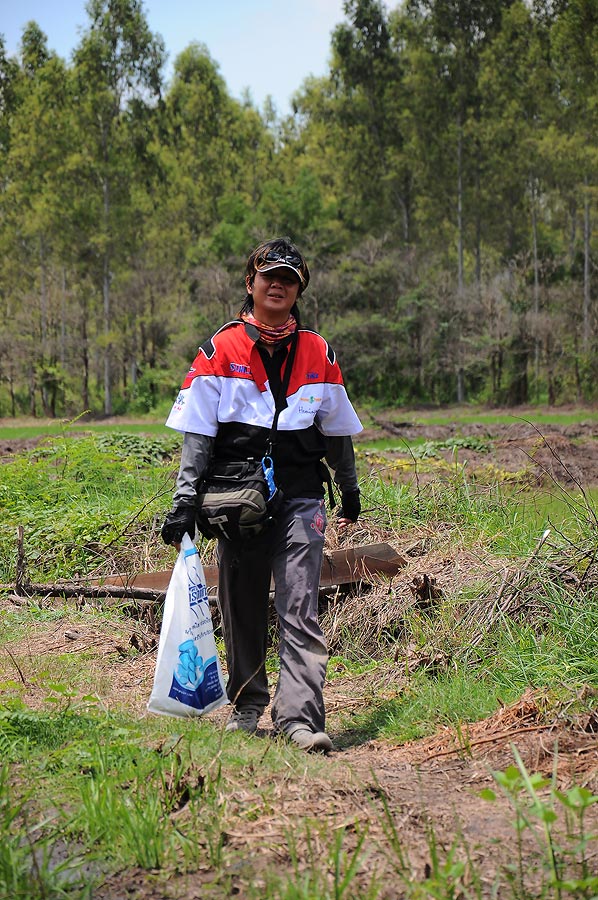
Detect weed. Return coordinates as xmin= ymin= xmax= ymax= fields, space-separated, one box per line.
xmin=410 ymin=436 xmax=491 ymax=459
xmin=0 ymin=764 xmax=96 ymax=899
xmin=0 ymin=432 xmax=175 ymax=582
xmin=481 ymin=748 xmax=598 ymax=898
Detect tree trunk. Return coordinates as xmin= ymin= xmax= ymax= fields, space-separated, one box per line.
xmin=568 ymin=196 xmax=577 ymax=270
xmin=9 ymin=368 xmax=16 ymax=418
xmin=60 ymin=268 xmax=67 ymax=367
xmin=81 ymin=309 xmax=90 ymax=412
xmin=475 ymin=152 xmax=481 ymax=287
xmin=103 ymin=177 xmax=112 ymax=416
xmin=583 ymin=175 xmax=591 ymax=355
xmin=457 ymin=128 xmax=464 ymax=296
xmin=546 ymin=334 xmax=556 ymax=406
xmin=531 ymin=179 xmax=540 ymax=402
xmin=39 ymin=238 xmax=51 ymax=417
xmin=39 ymin=238 xmax=48 ymax=349
xmin=456 ymin=366 xmax=465 ymax=404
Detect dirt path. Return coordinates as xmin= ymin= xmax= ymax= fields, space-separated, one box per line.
xmin=3 ymin=611 xmax=597 ymax=898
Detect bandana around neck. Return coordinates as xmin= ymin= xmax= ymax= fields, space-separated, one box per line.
xmin=241 ymin=311 xmax=297 ymax=345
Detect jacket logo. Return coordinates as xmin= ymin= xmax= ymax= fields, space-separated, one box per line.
xmin=300 ymin=395 xmax=322 ymax=404
xmin=230 ymin=362 xmax=251 ymax=375
xmin=307 ymin=371 xmax=319 ymax=380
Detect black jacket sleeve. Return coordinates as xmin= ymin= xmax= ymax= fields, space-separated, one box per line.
xmin=324 ymin=435 xmax=360 ymax=522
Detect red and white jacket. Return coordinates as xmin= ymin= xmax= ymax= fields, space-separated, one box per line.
xmin=166 ymin=320 xmax=362 ymax=439
xmin=166 ymin=320 xmax=362 ymax=499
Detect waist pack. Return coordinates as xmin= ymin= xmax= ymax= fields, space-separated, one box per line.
xmin=195 ymin=458 xmax=283 ymax=542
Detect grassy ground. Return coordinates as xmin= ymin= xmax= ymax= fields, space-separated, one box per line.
xmin=1 ymin=413 xmax=598 ymax=898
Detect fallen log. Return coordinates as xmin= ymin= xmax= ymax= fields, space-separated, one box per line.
xmin=1 ymin=582 xmax=169 ymax=603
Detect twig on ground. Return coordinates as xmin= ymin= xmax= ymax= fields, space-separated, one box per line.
xmin=4 ymin=645 xmax=27 ymax=685
xmin=424 ymin=725 xmax=553 ymax=761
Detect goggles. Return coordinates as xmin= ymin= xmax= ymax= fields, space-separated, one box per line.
xmin=254 ymin=249 xmax=307 ymax=287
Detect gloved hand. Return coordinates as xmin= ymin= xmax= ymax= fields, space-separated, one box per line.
xmin=338 ymin=489 xmax=361 ymax=523
xmin=161 ymin=503 xmax=196 ymax=545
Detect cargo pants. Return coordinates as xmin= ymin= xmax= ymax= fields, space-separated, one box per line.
xmin=217 ymin=497 xmax=328 ymax=736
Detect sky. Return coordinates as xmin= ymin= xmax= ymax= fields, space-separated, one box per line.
xmin=1 ymin=0 xmax=348 ymax=115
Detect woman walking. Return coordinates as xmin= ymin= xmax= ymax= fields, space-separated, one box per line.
xmin=161 ymin=237 xmax=362 ymax=751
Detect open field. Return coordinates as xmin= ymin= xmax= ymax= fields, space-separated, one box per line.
xmin=1 ymin=407 xmax=597 ymax=898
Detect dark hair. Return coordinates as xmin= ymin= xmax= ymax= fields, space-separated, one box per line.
xmin=240 ymin=237 xmax=309 ymax=322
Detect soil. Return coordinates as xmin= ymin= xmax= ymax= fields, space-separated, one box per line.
xmin=358 ymin=411 xmax=598 ymax=488
xmin=2 ymin=410 xmax=598 ymax=897
xmin=2 ymin=609 xmax=598 ymax=898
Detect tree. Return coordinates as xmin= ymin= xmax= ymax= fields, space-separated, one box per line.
xmin=71 ymin=0 xmax=164 ymax=414
xmin=330 ymin=0 xmax=412 ymax=240
xmin=550 ymin=0 xmax=598 ymax=374
xmin=477 ymin=1 xmax=556 ymax=400
xmin=0 ymin=25 xmax=74 ymax=416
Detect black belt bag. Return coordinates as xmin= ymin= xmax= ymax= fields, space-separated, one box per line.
xmin=195 ymin=331 xmax=298 ymax=543
xmin=195 ymin=458 xmax=283 ymax=542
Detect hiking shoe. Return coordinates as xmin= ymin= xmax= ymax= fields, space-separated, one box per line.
xmin=288 ymin=727 xmax=333 ymax=753
xmin=225 ymin=708 xmax=260 ymax=734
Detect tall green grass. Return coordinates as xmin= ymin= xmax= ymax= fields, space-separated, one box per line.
xmin=0 ymin=432 xmax=179 ymax=582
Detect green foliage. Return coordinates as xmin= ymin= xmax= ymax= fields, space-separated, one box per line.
xmin=93 ymin=430 xmax=181 ymax=464
xmin=0 ymin=432 xmax=175 ymax=581
xmin=339 ymin=668 xmax=509 ymax=745
xmin=2 ymin=1 xmax=598 ymax=413
xmin=409 ymin=436 xmax=490 ymax=458
xmin=482 ymin=749 xmax=598 ymax=898
xmin=0 ymin=425 xmax=596 ymax=896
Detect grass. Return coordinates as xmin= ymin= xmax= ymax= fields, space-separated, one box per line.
xmin=1 ymin=686 xmax=596 ymax=898
xmin=337 ymin=668 xmax=511 ymax=746
xmin=0 ymin=417 xmax=175 ymax=441
xmin=1 ymin=414 xmax=598 ymax=897
xmin=0 ymin=694 xmax=344 ymax=897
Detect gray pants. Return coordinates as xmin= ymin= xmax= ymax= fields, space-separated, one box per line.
xmin=217 ymin=497 xmax=328 ymax=735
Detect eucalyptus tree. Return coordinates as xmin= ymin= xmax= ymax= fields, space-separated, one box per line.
xmin=328 ymin=0 xmax=412 ymax=240
xmin=158 ymin=43 xmax=279 ymax=263
xmin=477 ymin=1 xmax=556 ymax=401
xmin=403 ymin=0 xmax=515 ymax=289
xmin=0 ymin=25 xmax=74 ymax=416
xmin=0 ymin=38 xmax=22 ymax=413
xmin=70 ymin=0 xmax=164 ymax=415
xmin=550 ymin=0 xmax=598 ymax=391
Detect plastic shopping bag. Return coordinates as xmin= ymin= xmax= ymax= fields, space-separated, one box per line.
xmin=147 ymin=534 xmax=228 ymax=717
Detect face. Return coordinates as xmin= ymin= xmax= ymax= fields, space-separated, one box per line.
xmin=246 ymin=269 xmax=301 ymax=326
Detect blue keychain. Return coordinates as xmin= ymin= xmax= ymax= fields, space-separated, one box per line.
xmin=261 ymin=455 xmax=276 ymax=499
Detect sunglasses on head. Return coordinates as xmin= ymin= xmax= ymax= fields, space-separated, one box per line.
xmin=257 ymin=250 xmax=304 ymax=270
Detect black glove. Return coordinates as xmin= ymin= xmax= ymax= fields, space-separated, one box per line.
xmin=161 ymin=503 xmax=196 ymax=545
xmin=339 ymin=489 xmax=361 ymax=523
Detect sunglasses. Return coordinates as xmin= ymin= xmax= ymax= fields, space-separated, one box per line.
xmin=254 ymin=250 xmax=306 ymax=286
xmin=257 ymin=250 xmax=304 ymax=269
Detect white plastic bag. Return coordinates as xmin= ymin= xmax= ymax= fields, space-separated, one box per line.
xmin=147 ymin=534 xmax=228 ymax=717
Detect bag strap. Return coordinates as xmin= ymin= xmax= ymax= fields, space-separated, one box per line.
xmin=266 ymin=330 xmax=298 ymax=455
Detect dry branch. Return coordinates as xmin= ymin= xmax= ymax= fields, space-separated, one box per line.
xmin=0 ymin=581 xmax=165 ymax=603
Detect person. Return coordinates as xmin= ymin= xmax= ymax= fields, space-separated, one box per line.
xmin=161 ymin=237 xmax=362 ymax=752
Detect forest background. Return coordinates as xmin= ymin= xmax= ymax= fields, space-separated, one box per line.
xmin=1 ymin=0 xmax=597 ymax=419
